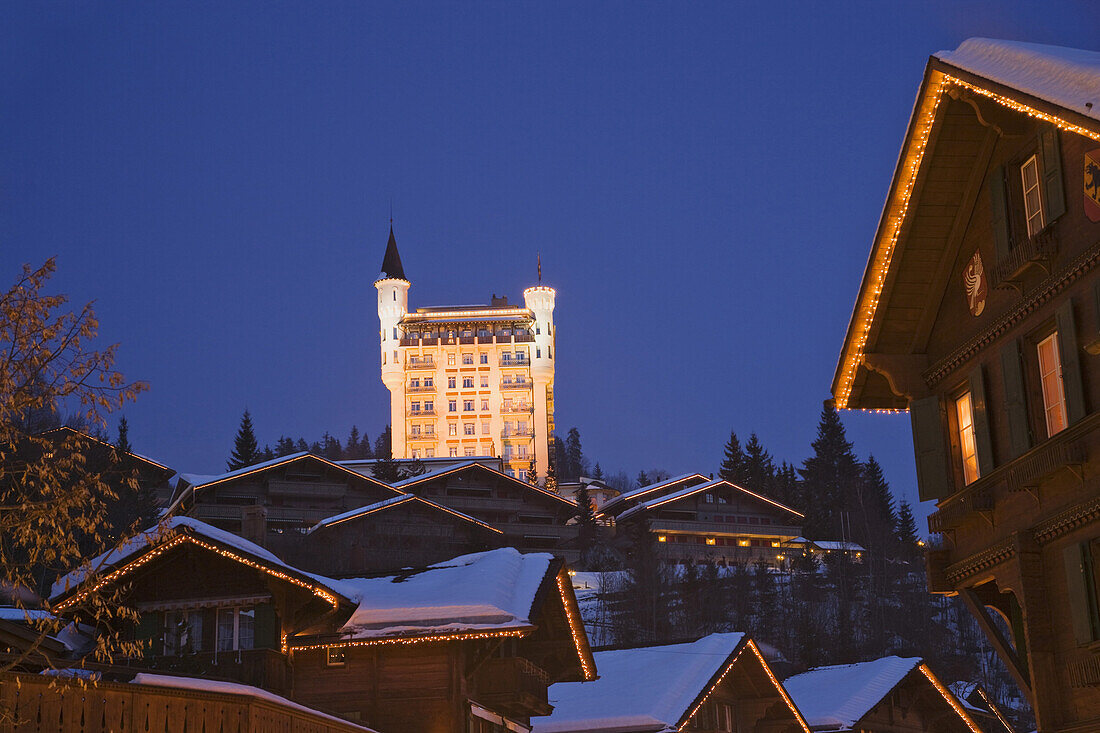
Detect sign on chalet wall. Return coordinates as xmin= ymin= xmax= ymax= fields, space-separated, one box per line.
xmin=964 ymin=250 xmax=986 ymax=317
xmin=1086 ymin=149 xmax=1100 ymax=222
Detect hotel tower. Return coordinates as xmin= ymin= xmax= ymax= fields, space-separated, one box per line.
xmin=375 ymin=226 xmax=556 ymax=482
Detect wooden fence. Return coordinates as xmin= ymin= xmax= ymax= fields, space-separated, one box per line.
xmin=0 ymin=672 xmax=372 ymax=733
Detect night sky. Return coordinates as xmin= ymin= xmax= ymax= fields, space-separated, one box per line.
xmin=3 ymin=2 xmax=1098 ymax=528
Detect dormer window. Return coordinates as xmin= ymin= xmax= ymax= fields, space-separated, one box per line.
xmin=1021 ymin=154 xmax=1044 ymax=237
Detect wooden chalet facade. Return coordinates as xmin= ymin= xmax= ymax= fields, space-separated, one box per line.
xmin=832 ymin=39 xmax=1100 ymax=731
xmin=532 ymin=633 xmax=809 ymax=733
xmin=601 ymin=475 xmax=804 ymax=567
xmin=783 ymin=657 xmax=987 ymax=733
xmin=48 ymin=517 xmax=594 ymax=733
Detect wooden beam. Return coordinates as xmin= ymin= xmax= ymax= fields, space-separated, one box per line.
xmin=910 ymin=126 xmax=999 ymax=354
xmin=959 ymin=588 xmax=1032 ymax=699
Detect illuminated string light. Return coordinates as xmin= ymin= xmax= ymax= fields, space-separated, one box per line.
xmin=919 ymin=664 xmax=983 ymax=733
xmin=836 ymin=72 xmax=1100 ymax=411
xmin=557 ymin=571 xmax=596 ymax=680
xmin=318 ymin=495 xmax=503 ymax=535
xmin=291 ymin=629 xmax=529 ymax=653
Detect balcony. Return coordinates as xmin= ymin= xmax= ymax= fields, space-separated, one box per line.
xmin=500 ymin=357 xmax=531 ymax=368
xmin=459 ymin=336 xmax=476 ymax=344
xmin=993 ymin=225 xmax=1059 ymax=291
xmin=405 ymin=358 xmax=436 ymax=370
xmin=407 ymin=383 xmax=436 ymax=393
xmin=407 ymin=432 xmax=438 ymax=442
xmin=646 ymin=518 xmax=803 ymax=537
xmin=478 ymin=335 xmax=494 ymax=344
xmin=501 ymin=405 xmax=534 ymax=414
xmin=116 ymin=649 xmax=291 ymax=695
xmin=502 ymin=430 xmax=534 ymax=441
xmin=500 ymin=380 xmax=532 ymax=390
xmin=515 ymin=335 xmax=535 ymax=343
xmin=407 ymin=409 xmax=437 ymax=418
xmin=472 ymin=656 xmax=552 ymax=718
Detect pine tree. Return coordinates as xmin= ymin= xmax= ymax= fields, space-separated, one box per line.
xmin=260 ymin=444 xmax=275 ymax=461
xmin=564 ymin=427 xmax=585 ymax=482
xmin=321 ymin=432 xmax=342 ymax=460
xmin=346 ymin=426 xmax=361 ymax=459
xmin=295 ymin=437 xmax=309 ymax=453
xmin=896 ymin=500 xmax=919 ymax=556
xmin=773 ymin=461 xmax=800 ymax=508
xmin=592 ymin=462 xmax=604 ymax=481
xmin=275 ymin=436 xmax=297 ymax=456
xmin=636 ymin=470 xmax=650 ymax=488
xmin=405 ymin=456 xmax=427 ymax=477
xmin=371 ymin=453 xmax=402 ymax=483
xmin=374 ymin=425 xmax=392 ymax=459
xmin=743 ymin=433 xmax=775 ymax=493
xmin=527 ymin=457 xmax=539 ymax=485
xmin=798 ymin=403 xmax=861 ymax=539
xmin=544 ymin=453 xmax=559 ymax=493
xmin=227 ymin=410 xmax=261 ymax=470
xmin=360 ymin=432 xmax=373 ymax=459
xmin=858 ymin=455 xmax=897 ymax=555
xmin=116 ymin=416 xmax=132 ymax=453
xmin=750 ymin=559 xmax=778 ymax=644
xmin=574 ymin=481 xmax=597 ymax=561
xmin=718 ymin=431 xmax=747 ymax=484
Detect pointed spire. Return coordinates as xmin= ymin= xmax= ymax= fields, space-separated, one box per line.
xmin=537 ymin=252 xmax=542 ymax=283
xmin=380 ymin=223 xmax=407 ymax=281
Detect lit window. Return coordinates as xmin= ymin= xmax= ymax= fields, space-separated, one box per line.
xmin=449 ymin=447 xmax=458 ymax=457
xmin=448 ymin=423 xmax=457 ymax=436
xmin=738 ymin=540 xmax=750 ymax=547
xmin=449 ymin=400 xmax=457 ymax=412
xmin=1021 ymin=155 xmax=1045 ymax=237
xmin=705 ymin=538 xmax=716 ymax=546
xmin=1038 ymin=333 xmax=1068 ymax=437
xmin=955 ymin=391 xmax=980 ymax=484
xmin=464 ymin=423 xmax=475 ymax=435
xmin=426 ymin=448 xmax=434 ymax=458
xmin=216 ymin=607 xmax=255 ymax=652
xmin=657 ymin=535 xmax=667 ymax=542
xmin=480 ymin=375 xmax=489 ymax=388
xmin=480 ymin=353 xmax=488 ymax=364
xmin=481 ymin=399 xmax=489 ymax=411
xmin=462 ymin=353 xmax=473 ymax=365
xmin=326 ymin=647 xmax=346 ymax=667
xmin=463 ymin=377 xmax=474 ymax=388
xmin=411 ymin=449 xmax=420 ymax=459
xmin=448 ymin=354 xmax=456 ymax=366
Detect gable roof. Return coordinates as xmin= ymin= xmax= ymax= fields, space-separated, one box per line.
xmin=833 ymin=38 xmax=1100 ymax=410
xmin=393 ymin=461 xmax=576 ymax=508
xmin=49 ymin=517 xmax=348 ymax=612
xmin=308 ymin=493 xmax=503 ymax=535
xmin=616 ymin=478 xmax=804 ymax=522
xmin=783 ymin=657 xmax=980 ymax=732
xmin=534 ymin=633 xmax=808 ymax=733
xmin=599 ymin=473 xmax=710 ymax=515
xmin=38 ymin=426 xmax=173 ymax=474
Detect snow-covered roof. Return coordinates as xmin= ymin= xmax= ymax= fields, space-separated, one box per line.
xmin=534 ymin=633 xmax=755 ymax=733
xmin=392 ymin=461 xmax=575 ymax=506
xmin=317 ymin=548 xmax=555 ymax=641
xmin=783 ymin=656 xmax=922 ymax=730
xmin=49 ymin=517 xmax=333 ymax=603
xmin=0 ymin=607 xmax=56 ymax=623
xmin=935 ymin=38 xmax=1100 ymax=124
xmin=308 ymin=494 xmax=502 ymax=534
xmin=599 ymin=473 xmax=708 ymax=514
xmin=616 ymin=478 xmax=803 ymax=523
xmin=131 ymin=673 xmax=379 ymax=731
xmin=809 ymin=541 xmax=866 ymax=553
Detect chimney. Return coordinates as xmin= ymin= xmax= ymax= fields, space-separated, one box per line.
xmin=241 ymin=505 xmax=268 ymax=547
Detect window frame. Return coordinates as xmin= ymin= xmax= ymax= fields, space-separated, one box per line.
xmin=1020 ymin=154 xmax=1045 ymax=238
xmin=1036 ymin=331 xmax=1069 ymax=438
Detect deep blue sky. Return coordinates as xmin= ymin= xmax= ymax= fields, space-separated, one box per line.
xmin=3 ymin=2 xmax=1098 ymax=527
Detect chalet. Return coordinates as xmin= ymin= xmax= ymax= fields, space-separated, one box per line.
xmin=830 ymin=37 xmax=1100 ymax=730
xmin=168 ymin=452 xmax=401 ymax=558
xmin=782 ymin=656 xmax=986 ymax=733
xmin=556 ymin=476 xmax=621 ymax=514
xmin=391 ymin=462 xmax=580 ymax=558
xmin=48 ymin=517 xmax=594 ymax=733
xmin=783 ymin=538 xmax=867 ymax=564
xmin=294 ymin=493 xmax=505 ymax=575
xmin=608 ymin=478 xmax=805 ymax=566
xmin=531 ymin=633 xmax=809 ymax=733
xmin=597 ymin=473 xmax=712 ymax=517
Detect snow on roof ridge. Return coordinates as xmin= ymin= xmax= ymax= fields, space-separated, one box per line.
xmin=534 ymin=633 xmax=748 ymax=733
xmin=392 ymin=461 xmax=576 ymax=506
xmin=390 ymin=461 xmax=483 ymax=487
xmin=783 ymin=655 xmax=922 ymax=730
xmin=131 ymin=673 xmax=379 ymax=731
xmin=309 ymin=493 xmax=499 ymax=534
xmin=186 ymin=452 xmax=311 ymax=486
xmin=935 ymin=37 xmax=1100 ymax=123
xmin=601 ymin=472 xmax=708 ymax=509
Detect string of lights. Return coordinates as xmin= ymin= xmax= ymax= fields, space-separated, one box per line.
xmin=289 ymin=628 xmax=529 ymax=653
xmin=556 ymin=571 xmax=596 ymax=680
xmin=919 ymin=664 xmax=983 ymax=733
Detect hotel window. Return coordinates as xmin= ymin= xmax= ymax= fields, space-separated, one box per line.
xmin=481 ymin=421 xmax=490 ymax=435
xmin=1021 ymin=154 xmax=1045 ymax=237
xmin=462 ymin=353 xmax=474 ymax=365
xmin=410 ymin=378 xmax=420 ymax=388
xmin=481 ymin=399 xmax=489 ymax=411
xmin=536 ymin=347 xmax=541 ymax=358
xmin=480 ymin=353 xmax=488 ymax=364
xmin=411 ymin=425 xmax=421 ymax=436
xmin=216 ymin=607 xmax=255 ymax=652
xmin=424 ymin=400 xmax=434 ymax=412
xmin=411 ymin=449 xmax=420 ymax=459
xmin=449 ymin=423 xmax=458 ymax=436
xmin=503 ymin=398 xmax=512 ymax=411
xmin=449 ymin=400 xmax=457 ymax=412
xmin=517 ymin=445 xmax=528 ymax=457
xmin=464 ymin=423 xmax=475 ymax=435
xmin=704 ymin=493 xmax=714 ymax=503
xmin=464 ymin=400 xmax=474 ymax=411
xmin=480 ymin=375 xmax=489 ymax=388
xmin=393 ymin=350 xmax=397 ymax=363
xmin=1038 ymin=333 xmax=1068 ymax=436
xmin=426 ymin=448 xmax=435 ymax=458
xmin=504 ymin=421 xmax=512 ymax=435
xmin=465 ymin=447 xmax=476 ymax=457
xmin=517 ymin=420 xmax=527 ymax=434
xmin=393 ymin=327 xmax=398 ymax=339
xmin=424 ymin=425 xmax=434 ymax=436
xmin=463 ymin=377 xmax=474 ymax=388
xmin=955 ymin=391 xmax=980 ymax=484
xmin=410 ymin=401 xmax=420 ymax=413
xmin=449 ymin=447 xmax=458 ymax=457
xmin=448 ymin=377 xmax=457 ymax=389
xmin=424 ymin=377 xmax=433 ymax=387
xmin=448 ymin=354 xmax=456 ymax=366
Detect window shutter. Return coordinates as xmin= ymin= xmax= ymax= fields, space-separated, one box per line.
xmin=1063 ymin=542 xmax=1099 ymax=644
xmin=135 ymin=612 xmax=160 ymax=658
xmin=989 ymin=166 xmax=1012 ymax=260
xmin=254 ymin=603 xmax=279 ymax=649
xmin=1000 ymin=340 xmax=1032 ymax=458
xmin=968 ymin=367 xmax=995 ymax=476
xmin=910 ymin=395 xmax=952 ymax=501
xmin=1056 ymin=299 xmax=1087 ymax=425
xmin=1041 ymin=125 xmax=1066 ymax=222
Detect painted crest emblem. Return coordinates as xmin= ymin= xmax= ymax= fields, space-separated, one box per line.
xmin=1085 ymin=149 xmax=1100 ymax=222
xmin=964 ymin=250 xmax=986 ymax=317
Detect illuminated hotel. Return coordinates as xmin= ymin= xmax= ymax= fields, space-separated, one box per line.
xmin=376 ymin=226 xmax=556 ymax=481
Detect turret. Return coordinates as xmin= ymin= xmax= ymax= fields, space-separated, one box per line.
xmin=524 ymin=285 xmax=556 ymax=382
xmin=376 ymin=225 xmax=410 ymax=459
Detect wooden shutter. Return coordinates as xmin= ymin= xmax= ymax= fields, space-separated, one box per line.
xmin=1041 ymin=125 xmax=1066 ymax=222
xmin=1056 ymin=299 xmax=1087 ymax=425
xmin=1000 ymin=340 xmax=1032 ymax=458
xmin=910 ymin=395 xmax=952 ymax=501
xmin=968 ymin=367 xmax=995 ymax=477
xmin=990 ymin=166 xmax=1012 ymax=260
xmin=135 ymin=611 xmax=160 ymax=658
xmin=254 ymin=603 xmax=279 ymax=649
xmin=1063 ymin=542 xmax=1099 ymax=644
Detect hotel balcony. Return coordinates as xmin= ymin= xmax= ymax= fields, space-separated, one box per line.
xmin=500 ymin=357 xmax=531 ymax=367
xmin=407 ymin=383 xmax=436 ymax=393
xmin=405 ymin=358 xmax=436 ymax=370
xmin=502 ymin=430 xmax=534 ymax=441
xmin=407 ymin=409 xmax=437 ymax=418
xmin=500 ymin=380 xmax=532 ymax=390
xmin=501 ymin=405 xmax=534 ymax=414
xmin=407 ymin=432 xmax=438 ymax=442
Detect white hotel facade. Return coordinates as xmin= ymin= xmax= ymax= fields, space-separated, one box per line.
xmin=375 ymin=226 xmax=557 ymax=481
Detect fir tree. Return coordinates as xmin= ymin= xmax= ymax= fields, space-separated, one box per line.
xmin=592 ymin=462 xmax=604 ymax=481
xmin=896 ymin=500 xmax=919 ymax=555
xmin=574 ymin=481 xmax=596 ymax=559
xmin=275 ymin=436 xmax=297 ymax=456
xmin=374 ymin=425 xmax=392 ymax=459
xmin=564 ymin=427 xmax=585 ymax=482
xmin=636 ymin=470 xmax=650 ymax=488
xmin=527 ymin=457 xmax=539 ymax=485
xmin=405 ymin=455 xmax=427 ymax=477
xmin=544 ymin=452 xmax=558 ymax=493
xmin=750 ymin=559 xmax=778 ymax=644
xmin=798 ymin=403 xmax=861 ymax=539
xmin=116 ymin=416 xmax=132 ymax=453
xmin=773 ymin=461 xmax=800 ymax=508
xmin=858 ymin=455 xmax=897 ymax=555
xmin=743 ymin=433 xmax=775 ymax=493
xmin=371 ymin=453 xmax=402 ymax=484
xmin=345 ymin=426 xmax=361 ymax=459
xmin=359 ymin=432 xmax=373 ymax=459
xmin=295 ymin=437 xmax=309 ymax=453
xmin=227 ymin=410 xmax=261 ymax=470
xmin=321 ymin=432 xmax=342 ymax=460
xmin=260 ymin=444 xmax=276 ymax=461
xmin=718 ymin=431 xmax=747 ymax=484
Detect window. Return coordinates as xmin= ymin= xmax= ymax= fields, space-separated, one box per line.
xmin=424 ymin=377 xmax=433 ymax=387
xmin=426 ymin=448 xmax=435 ymax=458
xmin=410 ymin=378 xmax=420 ymax=388
xmin=411 ymin=449 xmax=420 ymax=459
xmin=480 ymin=375 xmax=489 ymax=388
xmin=481 ymin=421 xmax=490 ymax=435
xmin=1038 ymin=333 xmax=1068 ymax=436
xmin=705 ymin=493 xmax=714 ymax=503
xmin=448 ymin=377 xmax=457 ymax=389
xmin=464 ymin=423 xmax=475 ymax=435
xmin=503 ymin=398 xmax=512 ymax=410
xmin=462 ymin=353 xmax=474 ymax=365
xmin=410 ymin=401 xmax=420 ymax=413
xmin=464 ymin=447 xmax=476 ymax=457
xmin=464 ymin=400 xmax=474 ymax=411
xmin=449 ymin=447 xmax=458 ymax=457
xmin=326 ymin=647 xmax=346 ymax=667
xmin=481 ymin=399 xmax=489 ymax=411
xmin=393 ymin=327 xmax=398 ymax=339
xmin=955 ymin=391 xmax=980 ymax=484
xmin=216 ymin=607 xmax=255 ymax=652
xmin=536 ymin=347 xmax=541 ymax=358
xmin=463 ymin=377 xmax=474 ymax=388
xmin=382 ymin=352 xmax=386 ymax=365
xmin=448 ymin=423 xmax=458 ymax=436
xmin=447 ymin=354 xmax=456 ymax=366
xmin=164 ymin=610 xmax=203 ymax=655
xmin=480 ymin=353 xmax=488 ymax=364
xmin=424 ymin=400 xmax=434 ymax=412
xmin=1021 ymin=154 xmax=1045 ymax=237
xmin=411 ymin=425 xmax=421 ymax=436
xmin=449 ymin=400 xmax=457 ymax=413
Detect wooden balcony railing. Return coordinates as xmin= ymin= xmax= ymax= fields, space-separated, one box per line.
xmin=993 ymin=226 xmax=1059 ymax=290
xmin=471 ymin=656 xmax=552 ymax=718
xmin=110 ymin=648 xmax=292 ymax=695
